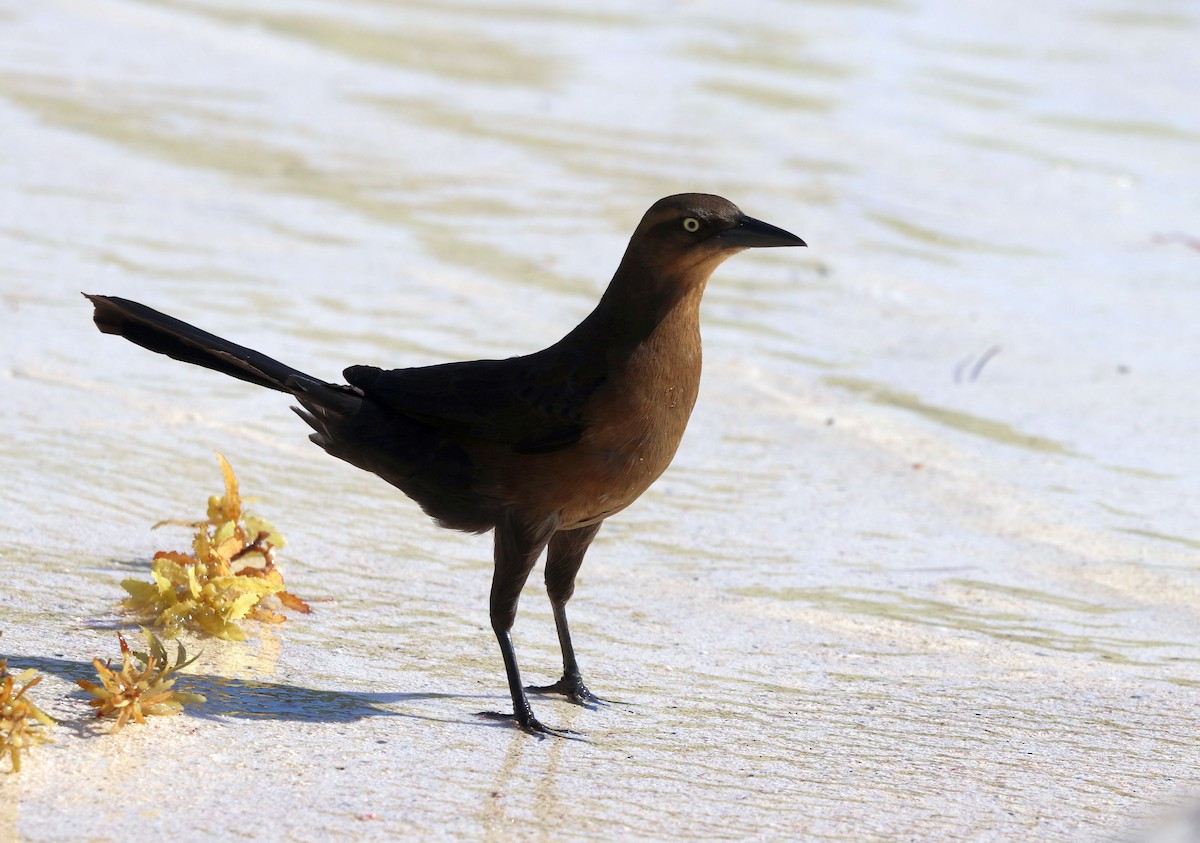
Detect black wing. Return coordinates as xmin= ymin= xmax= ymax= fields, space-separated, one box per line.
xmin=344 ymin=349 xmax=607 ymax=455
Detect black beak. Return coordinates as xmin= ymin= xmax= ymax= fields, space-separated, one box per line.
xmin=719 ymin=216 xmax=807 ymax=249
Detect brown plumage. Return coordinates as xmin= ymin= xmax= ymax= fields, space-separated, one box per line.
xmin=85 ymin=193 xmax=805 ymax=736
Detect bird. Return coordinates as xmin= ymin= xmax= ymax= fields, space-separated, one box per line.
xmin=85 ymin=193 xmax=806 ymax=736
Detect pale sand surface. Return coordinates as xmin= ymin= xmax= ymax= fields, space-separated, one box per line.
xmin=2 ymin=1 xmax=1199 ymax=840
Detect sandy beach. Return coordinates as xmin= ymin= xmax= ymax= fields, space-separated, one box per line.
xmin=2 ymin=1 xmax=1199 ymax=840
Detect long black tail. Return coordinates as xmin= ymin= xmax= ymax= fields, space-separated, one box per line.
xmin=87 ymin=293 xmax=492 ymax=533
xmin=85 ymin=294 xmax=309 ymax=393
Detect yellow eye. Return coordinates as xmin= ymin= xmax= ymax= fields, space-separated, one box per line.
xmin=682 ymin=217 xmax=701 ymax=233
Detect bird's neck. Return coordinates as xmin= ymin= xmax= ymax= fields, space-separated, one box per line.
xmin=587 ymin=263 xmax=710 ymax=351
xmin=574 ymin=267 xmax=707 ymax=423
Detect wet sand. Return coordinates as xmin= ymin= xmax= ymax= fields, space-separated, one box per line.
xmin=2 ymin=1 xmax=1199 ymax=840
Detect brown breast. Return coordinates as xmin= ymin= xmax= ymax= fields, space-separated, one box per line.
xmin=486 ymin=297 xmax=703 ymax=529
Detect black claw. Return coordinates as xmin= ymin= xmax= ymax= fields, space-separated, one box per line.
xmin=476 ymin=710 xmax=583 ymax=739
xmin=525 ymin=675 xmax=611 ymax=708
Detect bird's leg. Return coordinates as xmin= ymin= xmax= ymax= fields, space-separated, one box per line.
xmin=481 ymin=510 xmax=570 ymax=737
xmin=528 ymin=602 xmax=606 ymax=707
xmin=526 ymin=522 xmax=608 ymax=707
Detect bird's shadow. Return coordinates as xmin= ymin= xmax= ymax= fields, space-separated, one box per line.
xmin=7 ymin=654 xmax=490 ymax=727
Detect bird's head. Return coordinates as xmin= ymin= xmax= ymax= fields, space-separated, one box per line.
xmin=615 ymin=193 xmax=806 ymax=305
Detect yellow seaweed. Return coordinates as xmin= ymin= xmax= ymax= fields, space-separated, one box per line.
xmin=77 ymin=631 xmax=206 ymax=733
xmin=122 ymin=453 xmax=307 ymax=640
xmin=0 ymin=659 xmax=55 ymax=773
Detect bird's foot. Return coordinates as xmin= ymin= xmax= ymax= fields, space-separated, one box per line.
xmin=525 ymin=674 xmax=610 ymax=708
xmin=476 ymin=709 xmax=582 ymax=740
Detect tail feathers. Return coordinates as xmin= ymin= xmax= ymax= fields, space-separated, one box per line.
xmin=86 ymin=293 xmax=304 ymax=393
xmin=289 ymin=374 xmax=364 ymax=448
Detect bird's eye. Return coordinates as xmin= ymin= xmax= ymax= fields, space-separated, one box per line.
xmin=682 ymin=217 xmax=701 ymax=233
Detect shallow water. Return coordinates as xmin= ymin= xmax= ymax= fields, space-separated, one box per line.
xmin=2 ymin=0 xmax=1199 ymax=840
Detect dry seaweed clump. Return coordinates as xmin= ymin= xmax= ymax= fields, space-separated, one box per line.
xmin=0 ymin=659 xmax=55 ymax=773
xmin=121 ymin=453 xmax=310 ymax=641
xmin=78 ymin=632 xmax=206 ymax=733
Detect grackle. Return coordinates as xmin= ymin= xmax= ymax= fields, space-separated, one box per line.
xmin=85 ymin=193 xmax=806 ymax=736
